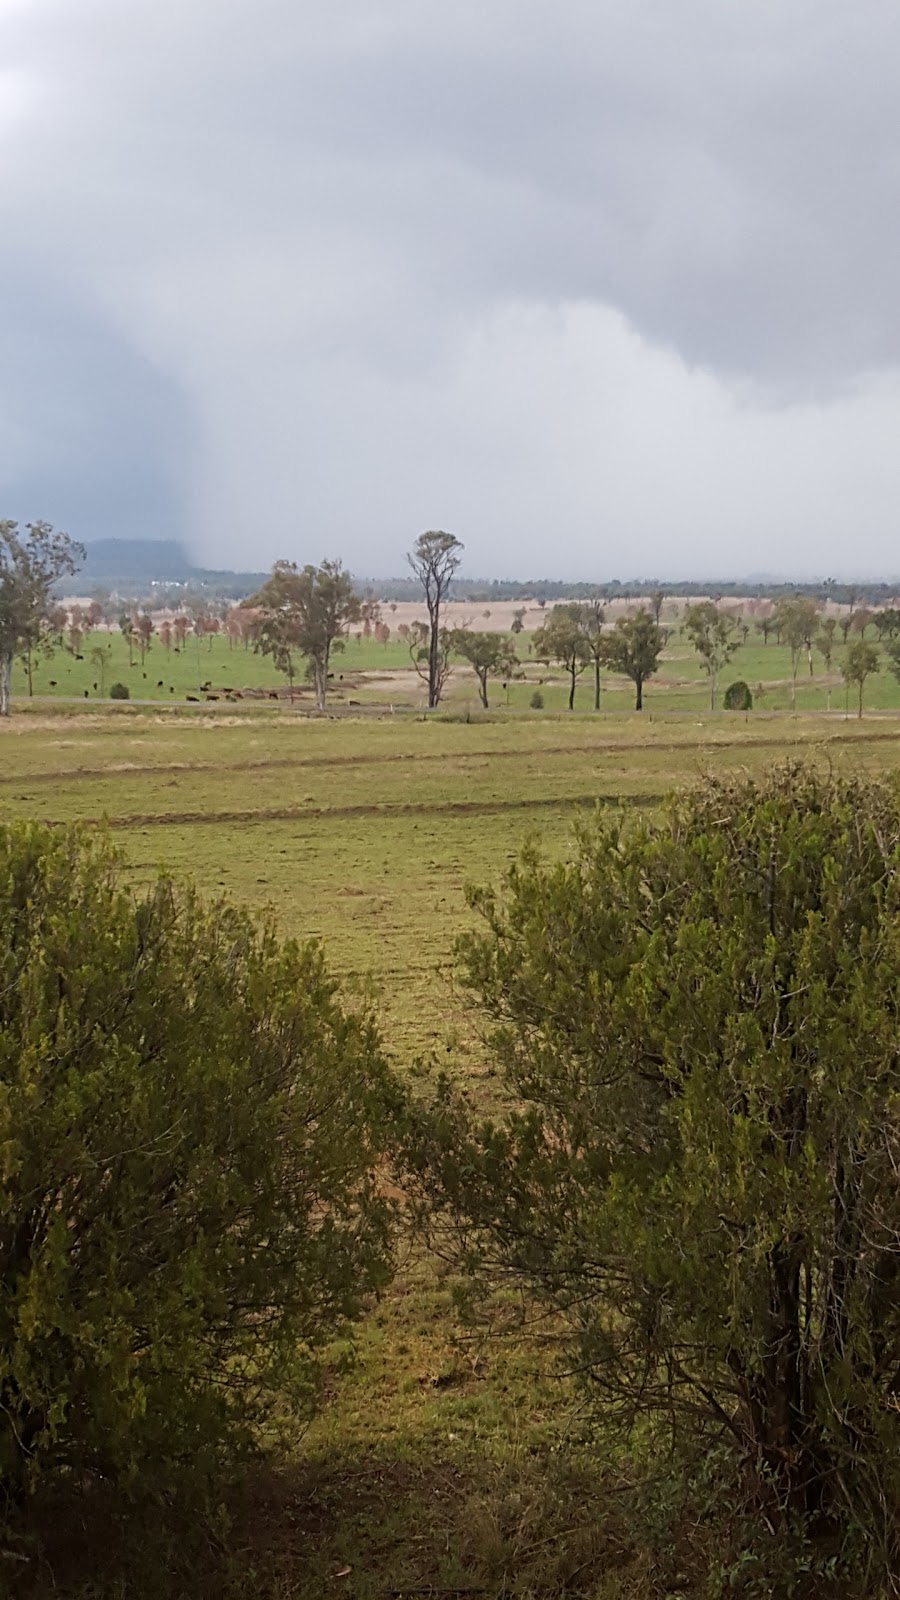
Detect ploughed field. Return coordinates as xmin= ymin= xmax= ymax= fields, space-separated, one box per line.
xmin=6 ymin=703 xmax=900 ymax=1597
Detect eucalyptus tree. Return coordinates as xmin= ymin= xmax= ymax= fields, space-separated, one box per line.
xmin=683 ymin=601 xmax=740 ymax=710
xmin=775 ymin=596 xmax=820 ymax=709
xmin=597 ymin=609 xmax=665 ymax=711
xmin=249 ymin=560 xmax=361 ymax=710
xmin=408 ymin=531 xmax=464 ymax=708
xmin=0 ymin=521 xmax=82 ymax=716
xmin=842 ymin=639 xmax=880 ymax=718
xmin=451 ymin=629 xmax=514 ymax=710
xmin=533 ymin=604 xmax=590 ymax=710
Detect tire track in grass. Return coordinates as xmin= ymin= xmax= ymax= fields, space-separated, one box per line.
xmin=44 ymin=792 xmax=663 ymax=831
xmin=5 ymin=725 xmax=900 ymax=787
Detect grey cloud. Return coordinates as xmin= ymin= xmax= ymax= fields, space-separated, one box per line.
xmin=1 ymin=0 xmax=900 ymax=573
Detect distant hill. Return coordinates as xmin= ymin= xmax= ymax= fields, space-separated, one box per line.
xmin=74 ymin=539 xmax=267 ymax=599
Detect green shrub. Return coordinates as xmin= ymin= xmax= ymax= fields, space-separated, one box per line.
xmin=723 ymin=678 xmax=752 ymax=710
xmin=406 ymin=767 xmax=900 ymax=1574
xmin=0 ymin=824 xmax=399 ymax=1502
xmin=529 ymin=690 xmax=544 ymax=710
xmin=109 ymin=681 xmax=130 ymax=700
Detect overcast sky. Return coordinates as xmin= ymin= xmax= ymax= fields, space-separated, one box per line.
xmin=2 ymin=0 xmax=900 ymax=579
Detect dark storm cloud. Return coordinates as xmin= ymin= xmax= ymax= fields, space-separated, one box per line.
xmin=1 ymin=0 xmax=900 ymax=575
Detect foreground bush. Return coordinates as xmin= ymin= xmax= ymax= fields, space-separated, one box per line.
xmin=407 ymin=767 xmax=900 ymax=1576
xmin=0 ymin=824 xmax=399 ymax=1501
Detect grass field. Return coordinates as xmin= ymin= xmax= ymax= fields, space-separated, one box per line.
xmin=6 ymin=701 xmax=900 ymax=1596
xmin=12 ymin=623 xmax=900 ymax=715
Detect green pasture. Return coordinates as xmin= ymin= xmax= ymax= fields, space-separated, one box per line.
xmin=7 ymin=703 xmax=900 ymax=1596
xmin=12 ymin=625 xmax=900 ymax=717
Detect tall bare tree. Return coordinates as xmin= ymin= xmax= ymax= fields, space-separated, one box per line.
xmin=0 ymin=521 xmax=83 ymax=717
xmin=408 ymin=531 xmax=463 ymax=708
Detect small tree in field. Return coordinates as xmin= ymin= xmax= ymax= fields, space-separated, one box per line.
xmin=119 ymin=613 xmax=135 ymax=667
xmin=842 ymin=638 xmax=879 ymax=718
xmin=0 ymin=823 xmax=399 ymax=1502
xmin=816 ymin=617 xmax=838 ymax=710
xmin=597 ymin=609 xmax=664 ymax=711
xmin=0 ymin=521 xmax=83 ymax=715
xmin=451 ymin=629 xmax=513 ymax=710
xmin=576 ymin=599 xmax=606 ymax=710
xmin=405 ymin=767 xmax=900 ymax=1577
xmin=683 ymin=601 xmax=740 ymax=709
xmin=775 ymin=596 xmax=820 ymax=708
xmin=89 ymin=643 xmax=110 ymax=696
xmin=248 ymin=560 xmax=361 ymax=711
xmin=533 ymin=604 xmax=590 ymax=710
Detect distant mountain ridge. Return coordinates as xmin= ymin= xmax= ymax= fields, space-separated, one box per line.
xmin=73 ymin=540 xmax=900 ymax=608
xmin=77 ymin=539 xmax=267 ymax=595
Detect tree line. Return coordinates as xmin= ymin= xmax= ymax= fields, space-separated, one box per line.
xmin=2 ymin=518 xmax=899 ymax=716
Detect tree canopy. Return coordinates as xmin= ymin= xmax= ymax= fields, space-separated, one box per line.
xmin=451 ymin=629 xmax=515 ymax=709
xmin=533 ymin=604 xmax=590 ymax=710
xmin=683 ymin=600 xmax=740 ymax=709
xmin=597 ymin=609 xmax=665 ymax=710
xmin=248 ymin=559 xmax=361 ymax=709
xmin=0 ymin=521 xmax=83 ymax=716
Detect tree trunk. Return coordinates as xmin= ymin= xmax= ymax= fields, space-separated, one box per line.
xmin=858 ymin=682 xmax=864 ymax=719
xmin=477 ymin=671 xmax=489 ymax=710
xmin=568 ymin=666 xmax=576 ymax=711
xmin=0 ymin=653 xmax=11 ymax=716
xmin=594 ymin=659 xmax=600 ymax=711
xmin=25 ymin=651 xmax=33 ymax=697
xmin=635 ymin=677 xmax=643 ymax=711
xmin=428 ymin=608 xmax=440 ymax=708
xmin=313 ymin=659 xmax=326 ymax=712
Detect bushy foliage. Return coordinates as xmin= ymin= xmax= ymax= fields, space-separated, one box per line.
xmin=723 ymin=678 xmax=752 ymax=710
xmin=0 ymin=824 xmax=399 ymax=1501
xmin=109 ymin=681 xmax=130 ymax=699
xmin=405 ymin=768 xmax=900 ymax=1575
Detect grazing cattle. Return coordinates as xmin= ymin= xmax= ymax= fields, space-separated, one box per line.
xmin=169 ymin=686 xmax=174 ymax=693
xmin=49 ymin=680 xmax=57 ymax=687
xmin=75 ymin=654 xmax=84 ymax=661
xmin=83 ymin=689 xmax=89 ymax=698
xmin=186 ymin=695 xmax=199 ymax=702
xmin=157 ymin=680 xmax=164 ymax=688
xmin=200 ymin=681 xmax=211 ymax=692
xmin=348 ymin=698 xmax=361 ymax=706
xmin=205 ymin=694 xmax=219 ymax=702
xmin=267 ymin=690 xmax=278 ymax=700
xmin=92 ymin=683 xmax=98 ymax=691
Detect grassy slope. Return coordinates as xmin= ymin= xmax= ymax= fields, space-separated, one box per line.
xmin=5 ymin=704 xmax=900 ymax=1596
